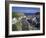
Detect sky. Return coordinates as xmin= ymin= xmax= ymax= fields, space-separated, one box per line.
xmin=12 ymin=7 xmax=40 ymax=13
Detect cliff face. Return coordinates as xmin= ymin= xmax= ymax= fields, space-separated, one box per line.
xmin=12 ymin=12 xmax=40 ymax=31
